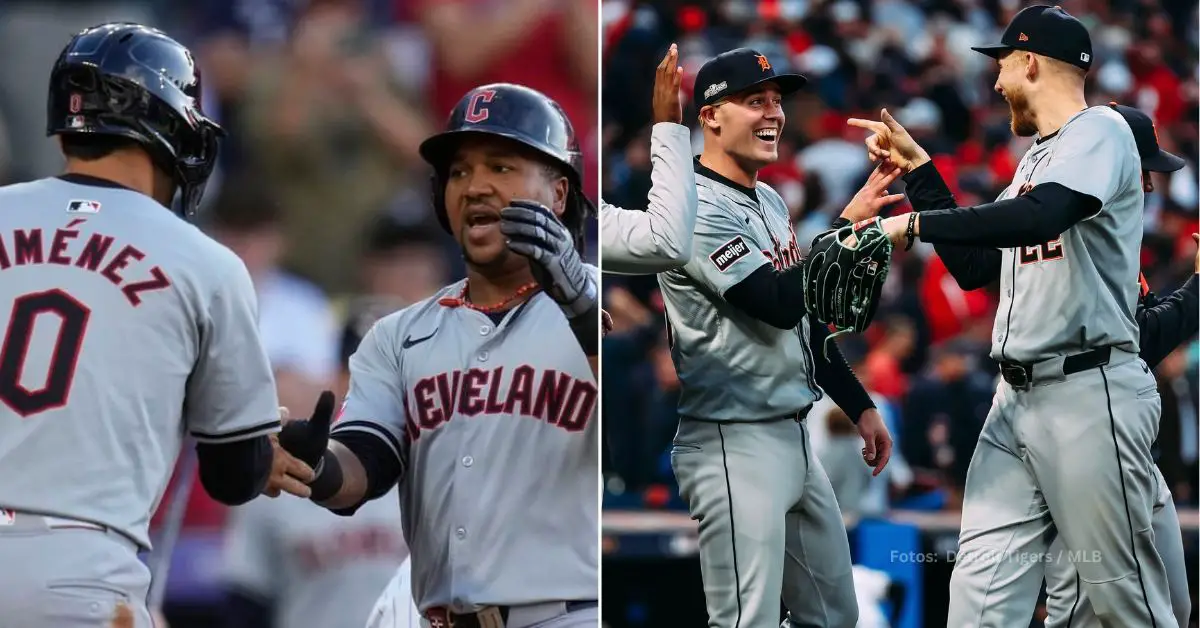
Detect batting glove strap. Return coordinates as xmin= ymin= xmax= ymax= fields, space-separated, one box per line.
xmin=308 ymin=449 xmax=343 ymax=503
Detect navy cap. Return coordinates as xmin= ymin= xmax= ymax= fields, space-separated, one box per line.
xmin=1108 ymin=103 xmax=1186 ymax=173
xmin=693 ymin=48 xmax=807 ymax=108
xmin=972 ymin=5 xmax=1093 ymax=72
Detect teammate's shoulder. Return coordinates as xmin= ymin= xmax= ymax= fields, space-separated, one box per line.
xmin=1066 ymin=106 xmax=1132 ymax=137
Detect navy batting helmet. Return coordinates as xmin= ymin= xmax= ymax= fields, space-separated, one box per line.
xmin=418 ymin=83 xmax=594 ymax=251
xmin=46 ymin=23 xmax=224 ymax=219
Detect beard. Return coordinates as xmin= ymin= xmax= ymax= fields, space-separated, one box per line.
xmin=1006 ymin=88 xmax=1038 ymax=137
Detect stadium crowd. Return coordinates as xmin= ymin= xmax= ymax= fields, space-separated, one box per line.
xmin=0 ymin=0 xmax=595 ymax=626
xmin=600 ymin=0 xmax=1199 ymax=525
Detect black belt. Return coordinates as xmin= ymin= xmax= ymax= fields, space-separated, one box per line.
xmin=424 ymin=600 xmax=597 ymax=628
xmin=997 ymin=346 xmax=1112 ymax=389
xmin=683 ymin=406 xmax=811 ymax=424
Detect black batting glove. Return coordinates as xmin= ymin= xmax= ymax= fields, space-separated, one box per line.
xmin=500 ymin=200 xmax=598 ymax=355
xmin=278 ymin=391 xmax=335 ymax=472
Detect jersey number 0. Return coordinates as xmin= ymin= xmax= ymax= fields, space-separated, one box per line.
xmin=0 ymin=290 xmax=90 ymax=417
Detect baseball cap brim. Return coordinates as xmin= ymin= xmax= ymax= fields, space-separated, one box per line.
xmin=970 ymin=44 xmax=1012 ymax=59
xmin=1142 ymin=149 xmax=1187 ymax=173
xmin=710 ymin=73 xmax=808 ymax=106
xmin=748 ymin=73 xmax=808 ymax=97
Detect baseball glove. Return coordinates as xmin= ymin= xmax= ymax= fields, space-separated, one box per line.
xmin=802 ymin=217 xmax=894 ymax=358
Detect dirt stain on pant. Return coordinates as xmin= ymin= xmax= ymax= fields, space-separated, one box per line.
xmin=110 ymin=601 xmax=135 ymax=628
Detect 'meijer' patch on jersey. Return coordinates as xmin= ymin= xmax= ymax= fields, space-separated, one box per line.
xmin=710 ymin=236 xmax=750 ymax=272
xmin=405 ymin=365 xmax=596 ymax=440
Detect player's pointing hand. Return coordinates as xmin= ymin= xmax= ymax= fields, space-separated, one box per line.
xmin=847 ymin=109 xmax=931 ymax=173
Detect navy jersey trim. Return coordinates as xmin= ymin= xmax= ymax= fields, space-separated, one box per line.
xmin=331 ymin=419 xmax=404 ymax=464
xmin=57 ymin=173 xmax=136 ymax=191
xmin=190 ymin=419 xmax=281 ymax=444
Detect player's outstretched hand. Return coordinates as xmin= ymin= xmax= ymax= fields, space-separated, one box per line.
xmin=839 ymin=161 xmax=906 ymax=224
xmin=602 ymin=309 xmax=613 ymax=337
xmin=652 ymin=43 xmax=684 ymax=125
xmin=264 ymin=391 xmax=335 ymax=498
xmin=500 ymin=200 xmax=597 ymax=319
xmin=856 ymin=409 xmax=893 ymax=477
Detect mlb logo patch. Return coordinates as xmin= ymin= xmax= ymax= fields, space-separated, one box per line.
xmin=67 ymin=199 xmax=101 ymax=214
xmin=0 ymin=509 xmax=13 ymax=526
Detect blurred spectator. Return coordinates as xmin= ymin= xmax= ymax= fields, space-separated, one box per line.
xmin=236 ymin=0 xmax=434 ymax=292
xmin=900 ymin=340 xmax=994 ymax=503
xmin=205 ymin=178 xmax=340 ymax=417
xmin=415 ymin=0 xmax=599 ymax=197
xmin=356 ymin=211 xmax=454 ymax=306
xmin=862 ymin=316 xmax=917 ymax=404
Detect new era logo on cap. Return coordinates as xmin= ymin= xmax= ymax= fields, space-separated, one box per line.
xmin=67 ymin=199 xmax=101 ymax=213
xmin=710 ymin=236 xmax=751 ymax=272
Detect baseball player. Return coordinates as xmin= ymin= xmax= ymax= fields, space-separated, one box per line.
xmin=0 ymin=23 xmax=312 ymax=627
xmin=220 ymin=299 xmax=420 ymax=628
xmin=601 ymin=43 xmax=698 ymax=275
xmin=849 ymin=6 xmax=1175 ymax=625
xmin=1042 ymin=103 xmax=1197 ymax=628
xmin=263 ymin=84 xmax=600 ymax=628
xmin=658 ymin=48 xmax=905 ymax=628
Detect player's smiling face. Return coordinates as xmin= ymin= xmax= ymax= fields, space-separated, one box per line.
xmin=706 ymin=83 xmax=784 ymax=168
xmin=444 ymin=135 xmax=568 ymax=271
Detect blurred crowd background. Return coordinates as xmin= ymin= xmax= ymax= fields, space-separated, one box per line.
xmin=599 ymin=0 xmax=1198 ymax=626
xmin=0 ymin=0 xmax=596 ymax=626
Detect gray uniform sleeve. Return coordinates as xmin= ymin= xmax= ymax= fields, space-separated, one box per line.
xmin=219 ymin=498 xmax=280 ymax=600
xmin=186 ymin=256 xmax=281 ymax=444
xmin=329 ymin=320 xmax=407 ymax=469
xmin=1040 ymin=111 xmax=1135 ymax=215
xmin=683 ymin=201 xmax=770 ymax=297
xmin=600 ymin=123 xmax=697 ymax=275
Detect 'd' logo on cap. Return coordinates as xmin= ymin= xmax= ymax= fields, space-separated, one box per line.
xmin=756 ymin=54 xmax=771 ymax=71
xmin=1018 ymin=32 xmax=1029 ymax=42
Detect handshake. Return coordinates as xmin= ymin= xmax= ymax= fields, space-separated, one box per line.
xmin=263 ymin=391 xmax=338 ymax=499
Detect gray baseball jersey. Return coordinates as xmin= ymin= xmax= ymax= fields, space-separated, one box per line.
xmin=991 ymin=106 xmax=1144 ymax=363
xmin=601 ymin=122 xmax=698 ymax=275
xmin=222 ymin=487 xmax=410 ymax=628
xmin=0 ymin=177 xmax=280 ymax=550
xmin=329 ymin=272 xmax=598 ymax=613
xmin=656 ymin=166 xmax=820 ymax=421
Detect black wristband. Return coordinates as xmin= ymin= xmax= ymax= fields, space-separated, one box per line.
xmin=308 ymin=450 xmax=344 ymax=503
xmin=569 ymin=302 xmax=600 ymax=356
xmin=905 ymin=212 xmax=918 ymax=251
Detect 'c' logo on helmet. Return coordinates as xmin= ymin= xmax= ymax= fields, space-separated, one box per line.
xmin=464 ymin=89 xmax=497 ymax=124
